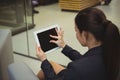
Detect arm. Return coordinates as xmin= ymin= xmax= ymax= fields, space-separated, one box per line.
xmin=41 ymin=60 xmax=78 ymax=80
xmin=62 ymin=62 xmax=78 ymax=80
xmin=36 ymin=47 xmax=58 ymax=80
xmin=50 ymin=28 xmax=83 ymax=61
xmin=41 ymin=59 xmax=57 ymax=80
xmin=62 ymin=45 xmax=83 ymax=61
xmin=41 ymin=59 xmax=78 ymax=80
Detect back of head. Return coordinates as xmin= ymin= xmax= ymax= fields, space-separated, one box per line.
xmin=75 ymin=7 xmax=120 ymax=80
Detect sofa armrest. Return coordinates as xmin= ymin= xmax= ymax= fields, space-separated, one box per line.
xmin=8 ymin=62 xmax=39 ymax=80
xmin=0 ymin=29 xmax=14 ymax=80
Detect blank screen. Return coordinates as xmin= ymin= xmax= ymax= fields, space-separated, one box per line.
xmin=37 ymin=28 xmax=58 ymax=52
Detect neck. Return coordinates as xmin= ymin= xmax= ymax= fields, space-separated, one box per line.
xmin=86 ymin=32 xmax=102 ymax=49
xmin=88 ymin=41 xmax=102 ymax=49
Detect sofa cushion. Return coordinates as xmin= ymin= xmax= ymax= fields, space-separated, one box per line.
xmin=8 ymin=62 xmax=39 ymax=80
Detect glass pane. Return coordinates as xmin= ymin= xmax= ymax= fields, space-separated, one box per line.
xmin=0 ymin=0 xmax=25 ymax=34
xmin=0 ymin=0 xmax=34 ymax=55
xmin=0 ymin=0 xmax=24 ymax=25
xmin=12 ymin=0 xmax=34 ymax=55
xmin=24 ymin=0 xmax=35 ymax=56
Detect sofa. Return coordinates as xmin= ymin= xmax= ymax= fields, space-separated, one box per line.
xmin=0 ymin=29 xmax=14 ymax=80
xmin=8 ymin=62 xmax=39 ymax=80
xmin=0 ymin=29 xmax=39 ymax=80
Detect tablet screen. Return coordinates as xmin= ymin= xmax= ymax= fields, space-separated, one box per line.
xmin=34 ymin=25 xmax=60 ymax=54
xmin=37 ymin=28 xmax=58 ymax=52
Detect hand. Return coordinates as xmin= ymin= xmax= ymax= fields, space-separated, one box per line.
xmin=50 ymin=28 xmax=66 ymax=48
xmin=36 ymin=46 xmax=47 ymax=61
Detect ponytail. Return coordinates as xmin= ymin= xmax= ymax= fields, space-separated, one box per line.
xmin=102 ymin=21 xmax=120 ymax=80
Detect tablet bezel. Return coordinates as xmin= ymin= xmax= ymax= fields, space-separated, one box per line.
xmin=34 ymin=24 xmax=60 ymax=54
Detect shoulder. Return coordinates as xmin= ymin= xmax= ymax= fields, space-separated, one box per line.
xmin=67 ymin=54 xmax=104 ymax=73
xmin=70 ymin=54 xmax=103 ymax=68
xmin=63 ymin=52 xmax=107 ymax=80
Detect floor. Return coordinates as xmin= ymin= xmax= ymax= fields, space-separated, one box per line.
xmin=13 ymin=0 xmax=120 ymax=74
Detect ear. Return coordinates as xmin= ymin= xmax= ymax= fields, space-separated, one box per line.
xmin=81 ymin=31 xmax=88 ymax=43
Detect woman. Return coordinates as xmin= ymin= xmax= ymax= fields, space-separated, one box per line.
xmin=36 ymin=7 xmax=120 ymax=80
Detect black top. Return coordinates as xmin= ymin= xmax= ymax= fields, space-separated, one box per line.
xmin=41 ymin=45 xmax=107 ymax=80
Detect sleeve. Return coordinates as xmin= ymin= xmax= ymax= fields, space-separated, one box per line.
xmin=62 ymin=62 xmax=78 ymax=80
xmin=41 ymin=59 xmax=57 ymax=80
xmin=62 ymin=45 xmax=83 ymax=61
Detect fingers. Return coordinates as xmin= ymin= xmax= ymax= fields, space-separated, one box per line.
xmin=50 ymin=40 xmax=57 ymax=44
xmin=50 ymin=35 xmax=58 ymax=39
xmin=36 ymin=46 xmax=47 ymax=61
xmin=49 ymin=34 xmax=60 ymax=44
xmin=55 ymin=28 xmax=64 ymax=36
xmin=36 ymin=46 xmax=43 ymax=55
xmin=50 ymin=28 xmax=65 ymax=48
xmin=50 ymin=28 xmax=64 ymax=40
xmin=36 ymin=46 xmax=41 ymax=57
xmin=59 ymin=28 xmax=64 ymax=36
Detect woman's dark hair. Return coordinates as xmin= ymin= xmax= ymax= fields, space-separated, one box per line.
xmin=75 ymin=7 xmax=120 ymax=80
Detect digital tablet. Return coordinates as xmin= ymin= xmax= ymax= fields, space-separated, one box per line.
xmin=34 ymin=25 xmax=60 ymax=54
